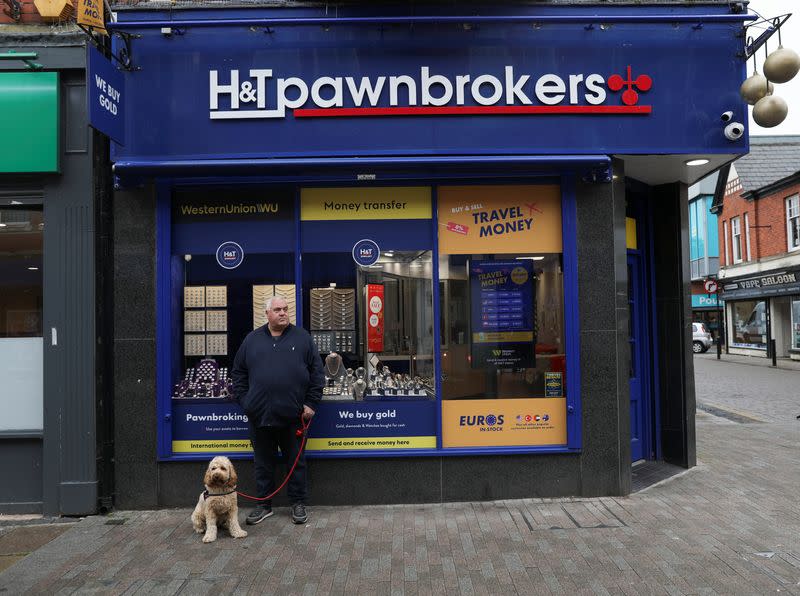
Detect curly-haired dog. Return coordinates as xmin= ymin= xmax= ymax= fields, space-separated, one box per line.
xmin=191 ymin=456 xmax=248 ymax=543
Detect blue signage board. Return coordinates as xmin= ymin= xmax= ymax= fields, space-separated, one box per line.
xmin=170 ymin=399 xmax=437 ymax=453
xmin=87 ymin=45 xmax=125 ymax=145
xmin=306 ymin=401 xmax=437 ymax=451
xmin=216 ymin=241 xmax=244 ymax=269
xmin=470 ymin=259 xmax=535 ymax=368
xmin=171 ymin=401 xmax=251 ymax=453
xmin=113 ymin=10 xmax=747 ymax=163
xmin=691 ymin=294 xmax=719 ymax=308
xmin=352 ymin=239 xmax=380 ymax=266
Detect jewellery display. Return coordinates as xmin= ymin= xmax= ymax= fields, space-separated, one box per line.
xmin=184 ymin=286 xmax=205 ymax=308
xmin=205 ymin=285 xmax=227 ymax=308
xmin=206 ymin=334 xmax=228 ymax=356
xmin=206 ymin=310 xmax=227 ymax=332
xmin=332 ymin=289 xmax=356 ymax=329
xmin=310 ymin=287 xmax=356 ymax=352
xmin=324 ymin=352 xmax=345 ymax=382
xmin=352 ymin=378 xmax=367 ymax=400
xmin=172 ymin=357 xmax=234 ymax=399
xmin=184 ymin=310 xmax=205 ymax=332
xmin=184 ymin=334 xmax=206 ymax=357
xmin=318 ymin=360 xmax=433 ymax=401
xmin=309 ymin=288 xmax=333 ymax=330
xmin=252 ymin=285 xmax=271 ymax=328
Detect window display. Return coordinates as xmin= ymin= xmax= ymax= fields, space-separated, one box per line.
xmin=160 ymin=183 xmax=575 ymax=457
xmin=167 ymin=186 xmax=296 ymax=454
xmin=302 ymin=251 xmax=435 ymax=402
xmin=437 ymin=184 xmax=568 ymax=448
xmin=731 ymin=300 xmax=767 ymax=349
xmin=792 ymin=298 xmax=800 ymax=350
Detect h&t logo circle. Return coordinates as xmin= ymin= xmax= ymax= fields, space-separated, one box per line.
xmin=216 ymin=241 xmax=244 ymax=270
xmin=352 ymin=239 xmax=380 ymax=267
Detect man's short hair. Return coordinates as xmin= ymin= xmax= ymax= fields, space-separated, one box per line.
xmin=265 ymin=296 xmax=274 ymax=312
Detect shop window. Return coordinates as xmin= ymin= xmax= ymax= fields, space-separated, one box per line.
xmin=731 ymin=217 xmax=743 ymax=263
xmin=787 ymin=195 xmax=800 ymax=251
xmin=301 ymin=251 xmax=435 ymax=400
xmin=792 ymin=299 xmax=800 ymax=350
xmin=731 ymin=300 xmax=766 ymax=349
xmin=299 ymin=187 xmax=437 ymax=452
xmin=437 ymin=185 xmax=567 ymax=449
xmin=167 ymin=187 xmax=296 ymax=455
xmin=0 ymin=204 xmax=43 ymax=431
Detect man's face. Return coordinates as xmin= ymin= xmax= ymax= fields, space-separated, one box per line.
xmin=267 ymin=298 xmax=290 ymax=331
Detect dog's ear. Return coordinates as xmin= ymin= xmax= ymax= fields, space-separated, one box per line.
xmin=227 ymin=462 xmax=238 ymax=488
xmin=203 ymin=461 xmax=214 ymax=487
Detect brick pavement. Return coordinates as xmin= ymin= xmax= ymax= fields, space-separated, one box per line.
xmin=1 ymin=365 xmax=799 ymax=595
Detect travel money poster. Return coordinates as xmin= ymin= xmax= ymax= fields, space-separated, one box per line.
xmin=470 ymin=259 xmax=535 ymax=369
xmin=437 ymin=185 xmax=562 ymax=255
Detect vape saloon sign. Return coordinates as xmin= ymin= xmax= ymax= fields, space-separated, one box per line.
xmin=208 ymin=65 xmax=652 ymax=120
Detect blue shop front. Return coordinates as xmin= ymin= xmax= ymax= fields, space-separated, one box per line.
xmin=106 ymin=3 xmax=751 ymax=508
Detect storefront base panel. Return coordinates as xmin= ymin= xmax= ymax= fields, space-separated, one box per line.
xmin=0 ymin=438 xmax=42 ymax=514
xmin=147 ymin=454 xmax=596 ymax=509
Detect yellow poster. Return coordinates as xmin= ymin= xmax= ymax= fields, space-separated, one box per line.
xmin=77 ymin=0 xmax=107 ymax=33
xmin=437 ymin=185 xmax=562 ymax=254
xmin=442 ymin=398 xmax=567 ymax=448
xmin=301 ymin=187 xmax=431 ymax=220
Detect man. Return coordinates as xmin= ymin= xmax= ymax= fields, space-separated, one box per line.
xmin=232 ymin=296 xmax=324 ymax=525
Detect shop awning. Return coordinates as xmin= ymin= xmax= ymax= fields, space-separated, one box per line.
xmin=112 ymin=155 xmax=611 ymax=186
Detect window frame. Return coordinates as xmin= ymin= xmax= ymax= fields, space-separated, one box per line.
xmin=744 ymin=212 xmax=751 ymax=262
xmin=731 ymin=216 xmax=743 ymax=264
xmin=787 ymin=195 xmax=800 ymax=252
xmin=155 ymin=179 xmax=583 ymax=461
xmin=723 ymin=220 xmax=730 ymax=265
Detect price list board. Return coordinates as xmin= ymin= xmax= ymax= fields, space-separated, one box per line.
xmin=469 ymin=260 xmax=535 ymax=368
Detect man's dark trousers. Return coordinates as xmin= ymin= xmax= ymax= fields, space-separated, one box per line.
xmin=248 ymin=421 xmax=307 ymax=506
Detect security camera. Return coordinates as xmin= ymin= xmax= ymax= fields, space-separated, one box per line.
xmin=724 ymin=122 xmax=745 ymax=141
xmin=721 ymin=110 xmax=734 ymax=122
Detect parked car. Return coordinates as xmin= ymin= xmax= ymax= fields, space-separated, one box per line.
xmin=692 ymin=322 xmax=713 ymax=353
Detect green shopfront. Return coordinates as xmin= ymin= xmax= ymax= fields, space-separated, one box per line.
xmin=0 ymin=36 xmax=112 ymax=515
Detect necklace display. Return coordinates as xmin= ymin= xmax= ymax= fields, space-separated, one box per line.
xmin=325 ymin=352 xmax=343 ymax=377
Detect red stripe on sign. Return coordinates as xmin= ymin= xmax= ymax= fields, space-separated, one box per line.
xmin=294 ymin=105 xmax=653 ymax=118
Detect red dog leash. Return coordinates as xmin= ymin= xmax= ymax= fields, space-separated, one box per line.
xmin=235 ymin=414 xmax=311 ymax=502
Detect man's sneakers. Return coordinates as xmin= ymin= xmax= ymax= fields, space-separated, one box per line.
xmin=246 ymin=505 xmax=273 ymax=525
xmin=291 ymin=503 xmax=308 ymax=524
xmin=246 ymin=504 xmax=307 ymax=525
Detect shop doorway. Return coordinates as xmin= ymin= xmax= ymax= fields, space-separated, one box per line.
xmin=627 ymin=253 xmax=650 ymax=462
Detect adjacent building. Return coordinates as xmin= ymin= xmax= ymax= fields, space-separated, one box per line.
xmin=714 ymin=136 xmax=800 ymax=360
xmin=1 ymin=9 xmax=112 ymax=515
xmin=689 ymin=173 xmax=722 ymax=342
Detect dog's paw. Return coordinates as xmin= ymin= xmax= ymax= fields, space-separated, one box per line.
xmin=202 ymin=534 xmax=216 ymax=543
xmin=231 ymin=530 xmax=248 ymax=539
xmin=194 ymin=526 xmax=205 ymax=534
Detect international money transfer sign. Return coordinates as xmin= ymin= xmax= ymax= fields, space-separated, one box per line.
xmin=87 ymin=45 xmax=124 ymax=145
xmin=470 ymin=260 xmax=535 ymax=368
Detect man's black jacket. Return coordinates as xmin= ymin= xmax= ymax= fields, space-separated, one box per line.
xmin=232 ymin=324 xmax=324 ymax=427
